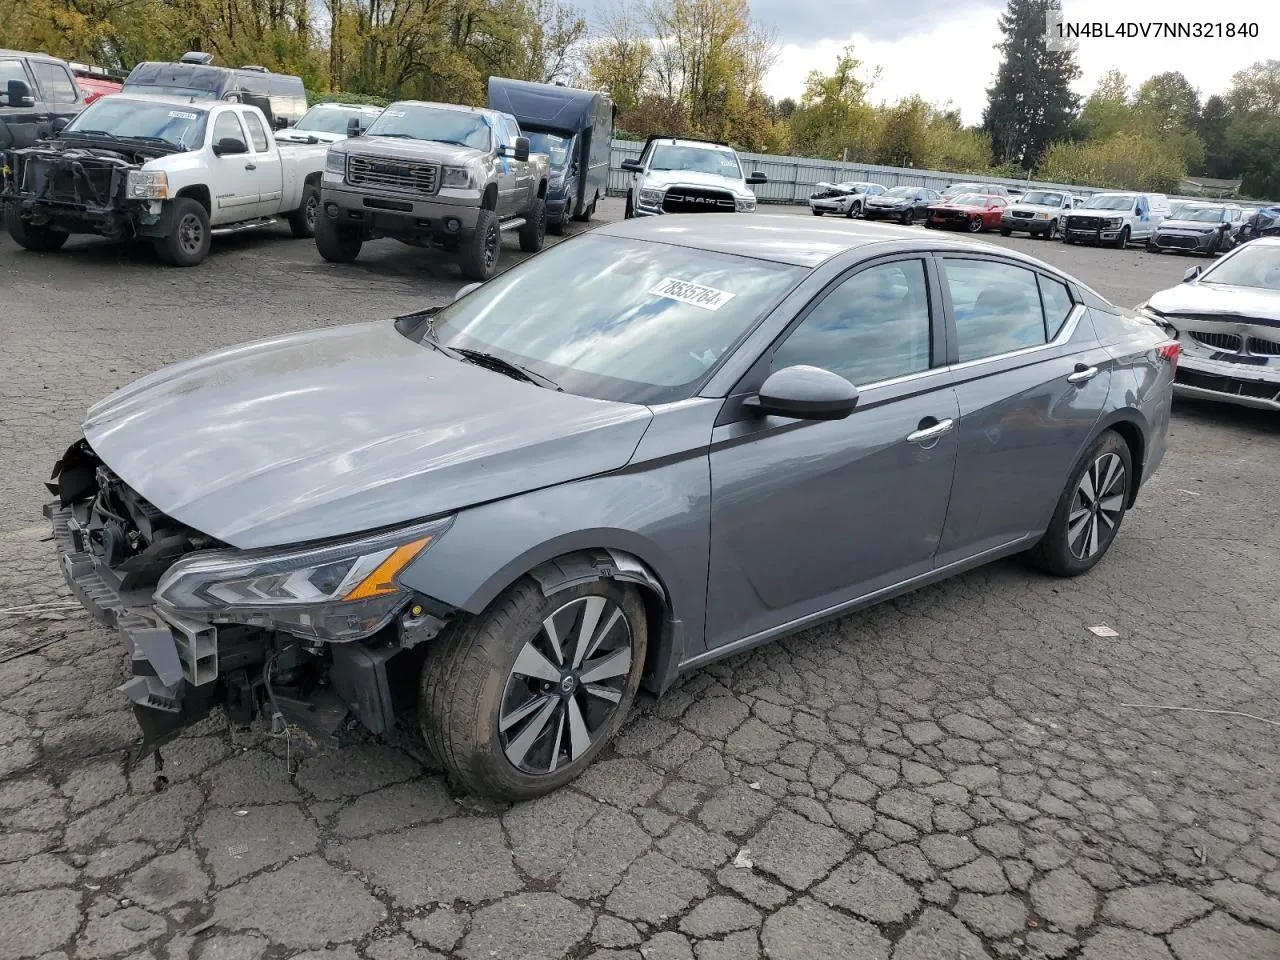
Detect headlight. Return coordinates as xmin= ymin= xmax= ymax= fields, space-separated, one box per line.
xmin=638 ymin=187 xmax=664 ymax=205
xmin=126 ymin=170 xmax=169 ymax=200
xmin=440 ymin=165 xmax=475 ymax=189
xmin=325 ymin=149 xmax=345 ymax=175
xmin=1104 ymin=217 xmax=1123 ymax=227
xmin=1033 ymin=212 xmax=1050 ymax=220
xmin=153 ymin=518 xmax=453 ymax=642
xmin=736 ymin=196 xmax=756 ymax=212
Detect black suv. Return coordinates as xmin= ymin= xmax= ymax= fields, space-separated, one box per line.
xmin=122 ymin=53 xmax=306 ymax=128
xmin=1 ymin=50 xmax=88 ymax=147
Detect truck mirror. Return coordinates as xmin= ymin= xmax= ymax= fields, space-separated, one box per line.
xmin=52 ymin=117 xmax=70 ymax=134
xmin=620 ymin=159 xmax=642 ymax=173
xmin=274 ymin=115 xmax=289 ymax=130
xmin=5 ymin=79 xmax=35 ymax=108
xmin=512 ymin=136 xmax=530 ymax=162
xmin=213 ymin=137 xmax=248 ymax=156
xmin=347 ymin=116 xmax=363 ymax=138
xmin=747 ymin=172 xmax=768 ymax=185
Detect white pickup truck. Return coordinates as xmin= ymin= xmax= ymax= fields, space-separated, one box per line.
xmin=3 ymin=93 xmax=328 ymax=265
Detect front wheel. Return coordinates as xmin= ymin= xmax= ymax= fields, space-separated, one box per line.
xmin=968 ymin=216 xmax=984 ymax=233
xmin=1025 ymin=431 xmax=1132 ymax=577
xmin=419 ymin=578 xmax=648 ymax=800
xmin=314 ymin=213 xmax=362 ymax=262
xmin=1047 ymin=219 xmax=1059 ymax=240
xmin=458 ymin=208 xmax=501 ymax=281
xmin=812 ymin=209 xmax=824 ymax=216
xmin=519 ymin=197 xmax=547 ymax=253
xmin=1112 ymin=226 xmax=1130 ymax=249
xmin=155 ymin=197 xmax=210 ymax=266
xmin=5 ymin=205 xmax=69 ymax=252
xmin=846 ymin=203 xmax=859 ymax=219
xmin=1000 ymin=227 xmax=1012 ymax=237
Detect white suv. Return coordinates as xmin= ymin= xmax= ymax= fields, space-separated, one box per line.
xmin=620 ymin=137 xmax=767 ymax=217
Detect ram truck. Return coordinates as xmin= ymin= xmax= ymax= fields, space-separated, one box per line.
xmin=4 ymin=93 xmax=327 ymax=265
xmin=317 ymin=100 xmax=550 ymax=281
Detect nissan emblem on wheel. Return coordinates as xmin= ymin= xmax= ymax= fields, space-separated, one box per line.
xmin=44 ymin=214 xmax=1175 ymax=801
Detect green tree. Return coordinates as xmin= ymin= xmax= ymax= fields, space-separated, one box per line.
xmin=982 ymin=0 xmax=1080 ymax=169
xmin=1076 ymin=69 xmax=1130 ymax=141
xmin=788 ymin=45 xmax=878 ymax=161
xmin=1226 ymin=59 xmax=1280 ymax=115
xmin=584 ymin=2 xmax=652 ymax=113
xmin=875 ymin=95 xmax=932 ymax=167
xmin=1133 ymin=71 xmax=1201 ymax=135
xmin=1225 ymin=116 xmax=1280 ymax=199
xmin=1195 ymin=94 xmax=1232 ymax=178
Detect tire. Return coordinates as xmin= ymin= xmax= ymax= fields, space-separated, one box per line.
xmin=314 ymin=213 xmax=362 ymax=263
xmin=624 ymin=193 xmax=634 ymax=219
xmin=968 ymin=216 xmax=984 ymax=233
xmin=548 ymin=201 xmax=569 ymax=236
xmin=419 ymin=577 xmax=648 ymax=800
xmin=812 ymin=209 xmax=824 ymax=216
xmin=458 ymin=207 xmax=500 ymax=281
xmin=154 ymin=197 xmax=210 ymax=266
xmin=900 ymin=210 xmax=912 ymax=225
xmin=574 ymin=198 xmax=595 ymax=223
xmin=518 ymin=196 xmax=547 ymax=253
xmin=846 ymin=202 xmax=859 ymax=219
xmin=5 ymin=205 xmax=69 ymax=252
xmin=1000 ymin=227 xmax=1012 ymax=237
xmin=1025 ymin=431 xmax=1133 ymax=577
xmin=1048 ymin=219 xmax=1059 ymax=240
xmin=1112 ymin=226 xmax=1130 ymax=249
xmin=286 ymin=183 xmax=320 ymax=239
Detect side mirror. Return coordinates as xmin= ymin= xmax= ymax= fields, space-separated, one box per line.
xmin=5 ymin=79 xmax=34 ymax=108
xmin=1183 ymin=265 xmax=1201 ymax=282
xmin=620 ymin=158 xmax=642 ymax=173
xmin=52 ymin=116 xmax=70 ymax=134
xmin=347 ymin=116 xmax=363 ymax=138
xmin=454 ymin=282 xmax=481 ymax=302
xmin=512 ymin=136 xmax=530 ymax=162
xmin=746 ymin=171 xmax=768 ymax=185
xmin=212 ymin=137 xmax=248 ymax=156
xmin=274 ymin=115 xmax=289 ymax=130
xmin=745 ymin=365 xmax=859 ymax=421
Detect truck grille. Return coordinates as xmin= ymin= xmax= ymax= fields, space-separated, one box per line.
xmin=662 ymin=188 xmax=736 ymax=213
xmin=346 ymin=155 xmax=439 ymax=196
xmin=1067 ymin=216 xmax=1101 ymax=230
xmin=1011 ymin=210 xmax=1035 ymax=219
xmin=24 ymin=155 xmax=119 ymax=205
xmin=1191 ymin=331 xmax=1242 ymax=352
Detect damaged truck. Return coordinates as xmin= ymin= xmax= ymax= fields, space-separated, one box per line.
xmin=3 ymin=93 xmax=327 ymax=265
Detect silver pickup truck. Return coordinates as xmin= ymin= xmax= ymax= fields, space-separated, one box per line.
xmin=317 ymin=101 xmax=550 ymax=280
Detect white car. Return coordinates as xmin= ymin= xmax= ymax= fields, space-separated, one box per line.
xmin=1062 ymin=192 xmax=1172 ymax=248
xmin=276 ymin=102 xmax=385 ymax=144
xmin=808 ymin=181 xmax=885 ymax=218
xmin=999 ymin=188 xmax=1077 ymax=239
xmin=4 ymin=94 xmax=328 ymax=265
xmin=620 ymin=137 xmax=767 ymax=217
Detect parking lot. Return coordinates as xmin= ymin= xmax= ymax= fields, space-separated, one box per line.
xmin=2 ymin=199 xmax=1279 ymax=960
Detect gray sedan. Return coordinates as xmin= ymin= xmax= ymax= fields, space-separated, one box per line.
xmin=47 ymin=215 xmax=1178 ymax=799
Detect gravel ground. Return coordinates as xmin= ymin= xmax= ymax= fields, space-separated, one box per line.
xmin=1 ymin=200 xmax=1278 ymax=960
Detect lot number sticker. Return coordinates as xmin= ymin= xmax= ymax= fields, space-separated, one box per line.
xmin=650 ymin=277 xmax=735 ymax=311
xmin=168 ymin=111 xmax=198 ymax=120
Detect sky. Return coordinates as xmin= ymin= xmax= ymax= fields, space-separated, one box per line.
xmin=583 ymin=1 xmax=1277 ymax=126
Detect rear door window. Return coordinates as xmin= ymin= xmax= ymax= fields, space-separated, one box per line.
xmin=242 ymin=110 xmax=269 ymax=152
xmin=942 ymin=258 xmax=1049 ymax=362
xmin=32 ymin=61 xmax=79 ymax=103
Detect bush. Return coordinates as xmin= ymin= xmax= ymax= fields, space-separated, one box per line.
xmin=305 ymin=90 xmax=392 ymax=108
xmin=1036 ymin=132 xmax=1185 ymax=193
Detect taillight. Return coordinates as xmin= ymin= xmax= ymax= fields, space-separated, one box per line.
xmin=1158 ymin=342 xmax=1180 ymax=375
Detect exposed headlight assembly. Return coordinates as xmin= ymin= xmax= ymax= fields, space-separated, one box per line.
xmin=440 ymin=165 xmax=475 ymax=189
xmin=736 ymin=196 xmax=756 ymax=212
xmin=126 ymin=170 xmax=170 ymax=200
xmin=154 ymin=517 xmax=453 ymax=642
xmin=638 ymin=187 xmax=664 ymax=205
xmin=325 ymin=149 xmax=345 ymax=174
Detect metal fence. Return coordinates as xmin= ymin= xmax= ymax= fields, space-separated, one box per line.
xmin=606 ymin=139 xmax=1269 ymax=211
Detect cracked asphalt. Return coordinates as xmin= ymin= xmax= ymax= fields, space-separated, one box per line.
xmin=2 ymin=200 xmax=1279 ymax=960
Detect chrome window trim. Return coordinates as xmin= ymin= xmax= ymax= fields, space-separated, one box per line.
xmin=946 ymin=303 xmax=1087 ymax=373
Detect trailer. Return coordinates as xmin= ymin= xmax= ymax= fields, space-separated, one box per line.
xmin=487 ymin=76 xmax=614 ymax=234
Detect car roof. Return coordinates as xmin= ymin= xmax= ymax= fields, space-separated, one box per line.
xmin=653 ymin=138 xmax=736 ymax=151
xmin=0 ymin=49 xmax=68 ymax=64
xmin=78 ymin=93 xmax=219 ymax=111
xmin=307 ymin=102 xmax=382 ymax=112
xmin=387 ymin=100 xmax=494 ymax=116
xmin=596 ymin=213 xmax=1040 ymax=268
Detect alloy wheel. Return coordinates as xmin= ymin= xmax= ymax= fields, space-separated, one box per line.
xmin=178 ymin=214 xmax=204 ymax=255
xmin=1068 ymin=452 xmax=1126 ymax=561
xmin=483 ymin=219 xmax=500 ymax=271
xmin=969 ymin=216 xmax=983 ymax=232
xmin=305 ymin=194 xmax=319 ymax=232
xmin=499 ymin=595 xmax=634 ymax=775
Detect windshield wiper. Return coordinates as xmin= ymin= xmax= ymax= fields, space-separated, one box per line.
xmin=455 ymin=348 xmax=561 ymax=390
xmin=120 ymin=135 xmax=183 ymax=150
xmin=429 ymin=139 xmax=473 ymax=148
xmin=64 ymin=129 xmax=117 ymax=139
xmin=371 ymin=132 xmax=418 ymax=139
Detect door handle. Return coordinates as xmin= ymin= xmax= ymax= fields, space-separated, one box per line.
xmin=1067 ymin=363 xmax=1098 ymax=384
xmin=244 ymin=162 xmax=257 ymax=170
xmin=906 ymin=418 xmax=955 ymax=443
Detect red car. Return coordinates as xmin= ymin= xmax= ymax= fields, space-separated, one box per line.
xmin=69 ymin=65 xmax=123 ymax=104
xmin=925 ymin=193 xmax=1008 ymax=233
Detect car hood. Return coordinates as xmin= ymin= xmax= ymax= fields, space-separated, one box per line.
xmin=867 ymin=195 xmax=912 ymax=206
xmin=1157 ymin=218 xmax=1221 ymax=232
xmin=82 ymin=320 xmax=653 ymax=550
xmin=277 ymin=130 xmax=346 ymax=144
xmin=932 ymin=203 xmax=985 ymax=212
xmin=1148 ymin=282 xmax=1280 ymax=325
xmin=334 ymin=136 xmax=488 ymax=165
xmin=647 ymin=168 xmax=752 ymax=196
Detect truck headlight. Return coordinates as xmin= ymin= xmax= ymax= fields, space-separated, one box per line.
xmin=1104 ymin=217 xmax=1123 ymax=228
xmin=736 ymin=196 xmax=756 ymax=212
xmin=440 ymin=166 xmax=475 ymax=189
xmin=638 ymin=187 xmax=664 ymax=206
xmin=1033 ymin=211 xmax=1050 ymax=219
xmin=325 ymin=149 xmax=346 ymax=175
xmin=125 ymin=170 xmax=170 ymax=200
xmin=153 ymin=518 xmax=453 ymax=642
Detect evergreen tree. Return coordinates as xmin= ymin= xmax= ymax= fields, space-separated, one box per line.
xmin=982 ymin=0 xmax=1080 ymax=169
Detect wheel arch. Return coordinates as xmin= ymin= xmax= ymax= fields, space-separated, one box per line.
xmin=1092 ymin=410 xmax=1149 ymax=507
xmin=175 ymin=184 xmax=211 ymax=214
xmin=482 ymin=183 xmax=498 ymax=210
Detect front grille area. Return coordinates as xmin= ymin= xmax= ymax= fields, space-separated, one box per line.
xmin=1157 ymin=234 xmax=1200 ymax=250
xmin=1248 ymin=336 xmax=1280 ymax=356
xmin=1011 ymin=210 xmax=1034 ymax=219
xmin=24 ymin=156 xmax=119 ymax=205
xmin=1067 ymin=216 xmax=1101 ymax=230
xmin=1191 ymin=331 xmax=1243 ymax=352
xmin=663 ymin=188 xmax=736 ymax=213
xmin=346 ymin=155 xmax=439 ymax=196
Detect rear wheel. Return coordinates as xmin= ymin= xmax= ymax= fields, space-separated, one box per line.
xmin=900 ymin=210 xmax=913 ymax=225
xmin=287 ymin=183 xmax=320 ymax=239
xmin=155 ymin=197 xmax=210 ymax=266
xmin=5 ymin=205 xmax=69 ymax=252
xmin=419 ymin=578 xmax=647 ymax=800
xmin=314 ymin=214 xmax=362 ymax=262
xmin=1025 ymin=431 xmax=1132 ymax=577
xmin=846 ymin=202 xmax=859 ymax=219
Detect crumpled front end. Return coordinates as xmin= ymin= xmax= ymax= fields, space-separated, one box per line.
xmin=45 ymin=440 xmax=457 ymax=754
xmin=8 ymin=145 xmax=161 ymax=239
xmin=1164 ymin=315 xmax=1280 ymax=410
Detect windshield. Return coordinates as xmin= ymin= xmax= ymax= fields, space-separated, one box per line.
xmin=1202 ymin=244 xmax=1280 ymax=290
xmin=1176 ymin=206 xmax=1227 ymax=222
xmin=295 ymin=105 xmax=373 ymax=135
xmin=63 ymin=98 xmax=206 ymax=149
xmin=650 ymin=144 xmax=742 ymax=178
xmin=366 ymin=104 xmax=491 ymax=149
xmin=1085 ymin=195 xmax=1136 ymax=210
xmin=526 ymin=131 xmax=572 ymax=169
xmin=946 ymin=184 xmax=981 ymax=193
xmin=883 ymin=186 xmax=916 ymax=198
xmin=423 ymin=234 xmax=805 ymax=404
xmin=950 ymin=194 xmax=989 ymax=206
xmin=1023 ymin=191 xmax=1064 ymax=206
